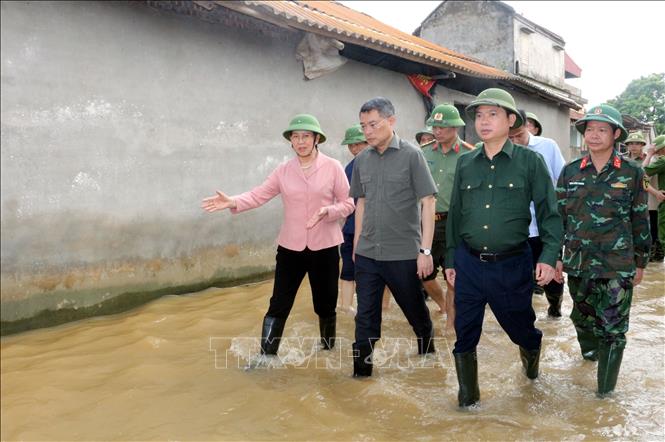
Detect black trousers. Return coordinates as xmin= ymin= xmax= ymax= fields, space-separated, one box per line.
xmin=354 ymin=254 xmax=433 ymax=347
xmin=453 ymin=243 xmax=542 ymax=354
xmin=265 ymin=246 xmax=339 ymax=319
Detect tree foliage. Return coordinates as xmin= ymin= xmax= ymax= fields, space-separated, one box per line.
xmin=607 ymin=72 xmax=665 ymax=135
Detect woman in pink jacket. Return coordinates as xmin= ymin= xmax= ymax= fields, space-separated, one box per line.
xmin=202 ymin=114 xmax=354 ymax=356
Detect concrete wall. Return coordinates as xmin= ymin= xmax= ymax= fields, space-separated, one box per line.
xmin=513 ymin=17 xmax=565 ymax=88
xmin=0 ymin=1 xmax=427 ymax=333
xmin=419 ymin=1 xmax=515 ymax=73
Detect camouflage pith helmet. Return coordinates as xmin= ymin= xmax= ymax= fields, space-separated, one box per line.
xmin=341 ymin=124 xmax=366 ymax=145
xmin=654 ymin=134 xmax=665 ymax=150
xmin=575 ymin=104 xmax=628 ymax=142
xmin=465 ymin=88 xmax=523 ymax=128
xmin=427 ymin=104 xmax=465 ymax=128
xmin=525 ymin=111 xmax=543 ymax=135
xmin=282 ymin=114 xmax=327 ymax=143
xmin=625 ymin=131 xmax=646 ymax=145
xmin=415 ymin=126 xmax=434 ymax=144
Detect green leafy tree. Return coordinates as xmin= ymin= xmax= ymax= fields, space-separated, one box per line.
xmin=607 ymin=72 xmax=665 ymax=135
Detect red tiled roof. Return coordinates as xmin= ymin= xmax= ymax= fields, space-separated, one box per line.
xmin=211 ymin=1 xmax=581 ymax=108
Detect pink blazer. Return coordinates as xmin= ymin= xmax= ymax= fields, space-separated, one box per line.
xmin=231 ymin=152 xmax=354 ymax=251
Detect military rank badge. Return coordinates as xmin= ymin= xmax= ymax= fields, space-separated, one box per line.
xmin=643 ymin=175 xmax=650 ymax=191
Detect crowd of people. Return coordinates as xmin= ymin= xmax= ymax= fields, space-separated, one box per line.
xmin=202 ymin=87 xmax=663 ymax=406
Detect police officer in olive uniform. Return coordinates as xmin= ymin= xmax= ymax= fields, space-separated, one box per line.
xmin=556 ymin=104 xmax=651 ymax=397
xmin=421 ymin=104 xmax=469 ymax=331
xmin=415 ymin=126 xmax=435 ymax=147
xmin=445 ymin=89 xmax=562 ymax=407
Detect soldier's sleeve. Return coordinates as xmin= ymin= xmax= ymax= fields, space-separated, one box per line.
xmin=555 ymin=168 xmax=568 ymax=260
xmin=445 ymin=158 xmax=463 ymax=269
xmin=531 ymin=153 xmax=562 ymax=267
xmin=631 ymin=167 xmax=651 ymax=269
xmin=644 ymin=155 xmax=665 ymax=176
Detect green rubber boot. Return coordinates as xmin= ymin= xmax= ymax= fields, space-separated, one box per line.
xmin=597 ymin=340 xmax=625 ymax=397
xmin=575 ymin=326 xmax=598 ymax=361
xmin=454 ymin=351 xmax=480 ymax=407
xmin=519 ymin=346 xmax=540 ymax=379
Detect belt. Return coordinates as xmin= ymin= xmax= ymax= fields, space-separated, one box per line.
xmin=434 ymin=212 xmax=448 ymax=221
xmin=467 ymin=243 xmax=526 ymax=263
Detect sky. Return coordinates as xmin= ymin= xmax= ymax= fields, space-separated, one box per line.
xmin=338 ymin=1 xmax=665 ymax=107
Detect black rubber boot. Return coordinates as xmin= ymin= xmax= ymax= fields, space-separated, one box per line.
xmin=319 ymin=314 xmax=336 ymax=350
xmin=352 ymin=342 xmax=373 ymax=377
xmin=650 ymin=240 xmax=664 ymax=262
xmin=597 ymin=340 xmax=625 ymax=397
xmin=454 ymin=351 xmax=480 ymax=407
xmin=546 ymin=291 xmax=563 ymax=317
xmin=417 ymin=335 xmax=436 ymax=354
xmin=519 ymin=346 xmax=541 ymax=379
xmin=260 ymin=316 xmax=286 ymax=355
xmin=575 ymin=326 xmax=599 ymax=361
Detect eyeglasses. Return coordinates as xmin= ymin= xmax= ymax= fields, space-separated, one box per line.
xmin=290 ymin=132 xmax=315 ymax=142
xmin=360 ymin=118 xmax=387 ymax=132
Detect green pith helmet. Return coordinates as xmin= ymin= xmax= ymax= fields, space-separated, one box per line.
xmin=341 ymin=124 xmax=366 ymax=145
xmin=282 ymin=114 xmax=327 ymax=143
xmin=624 ymin=131 xmax=646 ymax=145
xmin=654 ymin=134 xmax=665 ymax=150
xmin=575 ymin=104 xmax=628 ymax=142
xmin=427 ymin=104 xmax=466 ymax=128
xmin=525 ymin=111 xmax=543 ymax=135
xmin=415 ymin=126 xmax=434 ymax=144
xmin=465 ymin=88 xmax=523 ymax=128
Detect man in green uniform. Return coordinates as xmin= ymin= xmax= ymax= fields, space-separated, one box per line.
xmin=415 ymin=126 xmax=435 ymax=147
xmin=555 ymin=104 xmax=651 ymax=397
xmin=421 ymin=104 xmax=467 ymax=333
xmin=644 ymin=134 xmax=665 ymax=247
xmin=445 ymin=88 xmax=561 ymax=407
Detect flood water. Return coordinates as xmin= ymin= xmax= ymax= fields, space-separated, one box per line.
xmin=2 ymin=262 xmax=664 ymax=441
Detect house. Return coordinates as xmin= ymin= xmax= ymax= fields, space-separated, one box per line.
xmin=1 ymin=0 xmax=582 ymax=334
xmin=415 ymin=0 xmax=585 ymax=156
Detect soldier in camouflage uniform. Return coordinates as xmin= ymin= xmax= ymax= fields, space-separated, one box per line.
xmin=555 ymin=104 xmax=651 ymax=397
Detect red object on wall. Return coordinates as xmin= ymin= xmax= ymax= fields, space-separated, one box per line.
xmin=407 ymin=74 xmax=436 ymax=98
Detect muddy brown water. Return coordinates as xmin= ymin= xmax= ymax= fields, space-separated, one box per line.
xmin=2 ymin=263 xmax=663 ymax=441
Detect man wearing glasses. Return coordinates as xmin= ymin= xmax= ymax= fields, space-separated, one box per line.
xmin=349 ymin=97 xmax=438 ymax=377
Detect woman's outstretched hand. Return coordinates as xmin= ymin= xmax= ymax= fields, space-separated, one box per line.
xmin=201 ymin=191 xmax=236 ymax=213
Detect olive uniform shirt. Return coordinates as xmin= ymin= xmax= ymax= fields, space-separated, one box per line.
xmin=445 ymin=139 xmax=561 ymax=268
xmin=422 ymin=137 xmax=464 ymax=213
xmin=556 ymin=151 xmax=651 ymax=279
xmin=350 ymin=133 xmax=437 ymax=261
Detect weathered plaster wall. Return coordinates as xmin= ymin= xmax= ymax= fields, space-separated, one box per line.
xmin=0 ymin=1 xmax=426 ymax=333
xmin=419 ymin=1 xmax=515 ymax=73
xmin=514 ymin=18 xmax=565 ymax=88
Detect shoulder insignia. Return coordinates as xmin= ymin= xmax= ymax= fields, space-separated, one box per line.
xmin=643 ymin=175 xmax=650 ymax=191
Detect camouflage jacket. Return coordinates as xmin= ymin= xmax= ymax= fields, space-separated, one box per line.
xmin=556 ymin=151 xmax=651 ymax=278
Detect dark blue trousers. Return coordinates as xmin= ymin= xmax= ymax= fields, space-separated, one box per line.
xmin=453 ymin=243 xmax=542 ymax=354
xmin=354 ymin=254 xmax=433 ymax=348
